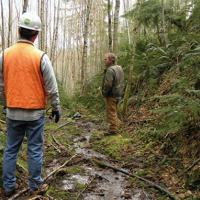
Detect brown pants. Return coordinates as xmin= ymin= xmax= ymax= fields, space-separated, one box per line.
xmin=105 ymin=97 xmax=121 ymax=133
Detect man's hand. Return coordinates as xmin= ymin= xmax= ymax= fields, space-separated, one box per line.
xmin=52 ymin=111 xmax=60 ymax=123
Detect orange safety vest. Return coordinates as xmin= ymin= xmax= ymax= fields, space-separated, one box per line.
xmin=3 ymin=42 xmax=47 ymax=109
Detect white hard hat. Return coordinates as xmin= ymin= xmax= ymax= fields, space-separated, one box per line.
xmin=18 ymin=12 xmax=42 ymax=31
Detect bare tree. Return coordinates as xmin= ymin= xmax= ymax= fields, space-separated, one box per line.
xmin=8 ymin=0 xmax=13 ymax=47
xmin=123 ymin=0 xmax=130 ymax=44
xmin=50 ymin=0 xmax=61 ymax=68
xmin=113 ymin=0 xmax=120 ymax=56
xmin=162 ymin=0 xmax=167 ymax=47
xmin=108 ymin=0 xmax=112 ymax=52
xmin=122 ymin=0 xmax=141 ymax=116
xmin=81 ymin=0 xmax=92 ymax=95
xmin=39 ymin=0 xmax=45 ymax=51
xmin=22 ymin=0 xmax=28 ymax=13
xmin=61 ymin=2 xmax=67 ymax=86
xmin=1 ymin=0 xmax=5 ymax=50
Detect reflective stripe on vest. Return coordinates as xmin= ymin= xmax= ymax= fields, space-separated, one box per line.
xmin=3 ymin=42 xmax=47 ymax=109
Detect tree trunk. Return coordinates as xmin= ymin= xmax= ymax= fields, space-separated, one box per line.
xmin=1 ymin=0 xmax=5 ymax=50
xmin=22 ymin=0 xmax=28 ymax=13
xmin=8 ymin=0 xmax=13 ymax=47
xmin=122 ymin=0 xmax=141 ymax=116
xmin=61 ymin=1 xmax=67 ymax=85
xmin=80 ymin=0 xmax=92 ymax=95
xmin=50 ymin=0 xmax=57 ymax=62
xmin=45 ymin=0 xmax=48 ymax=53
xmin=51 ymin=0 xmax=60 ymax=67
xmin=108 ymin=0 xmax=112 ymax=52
xmin=161 ymin=0 xmax=167 ymax=47
xmin=40 ymin=0 xmax=45 ymax=51
xmin=113 ymin=0 xmax=120 ymax=56
xmin=123 ymin=0 xmax=130 ymax=45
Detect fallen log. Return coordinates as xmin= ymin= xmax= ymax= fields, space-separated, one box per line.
xmin=93 ymin=159 xmax=180 ymax=200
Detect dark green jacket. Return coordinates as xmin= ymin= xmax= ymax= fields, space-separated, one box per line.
xmin=102 ymin=64 xmax=124 ymax=98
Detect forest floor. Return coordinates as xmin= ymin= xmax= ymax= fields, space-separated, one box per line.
xmin=0 ymin=106 xmax=199 ymax=200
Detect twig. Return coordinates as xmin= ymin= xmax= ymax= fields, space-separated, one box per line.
xmin=43 ymin=154 xmax=78 ymax=182
xmin=0 ymin=119 xmax=6 ymax=123
xmin=51 ymin=142 xmax=61 ymax=153
xmin=8 ymin=188 xmax=29 ymax=200
xmin=51 ymin=121 xmax=72 ymax=147
xmin=76 ymin=175 xmax=96 ymax=200
xmin=95 ymin=174 xmax=109 ymax=182
xmin=143 ymin=187 xmax=150 ymax=200
xmin=55 ymin=121 xmax=72 ymax=131
xmin=47 ymin=193 xmax=55 ymax=200
xmin=178 ymin=158 xmax=200 ymax=177
xmin=51 ymin=134 xmax=61 ymax=146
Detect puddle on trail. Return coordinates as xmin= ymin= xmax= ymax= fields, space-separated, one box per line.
xmin=69 ymin=123 xmax=147 ymax=199
xmin=61 ymin=174 xmax=89 ymax=190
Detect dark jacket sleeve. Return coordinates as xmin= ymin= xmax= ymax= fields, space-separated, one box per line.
xmin=102 ymin=68 xmax=115 ymax=97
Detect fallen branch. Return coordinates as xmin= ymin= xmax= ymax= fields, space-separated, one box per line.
xmin=50 ymin=142 xmax=61 ymax=153
xmin=8 ymin=188 xmax=29 ymax=200
xmin=51 ymin=121 xmax=72 ymax=147
xmin=51 ymin=134 xmax=61 ymax=147
xmin=0 ymin=119 xmax=6 ymax=123
xmin=95 ymin=174 xmax=109 ymax=182
xmin=94 ymin=160 xmax=180 ymax=200
xmin=43 ymin=154 xmax=78 ymax=182
xmin=178 ymin=158 xmax=200 ymax=177
xmin=55 ymin=121 xmax=72 ymax=131
xmin=76 ymin=174 xmax=96 ymax=200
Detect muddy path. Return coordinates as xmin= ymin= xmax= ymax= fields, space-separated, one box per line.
xmin=40 ymin=115 xmax=148 ymax=200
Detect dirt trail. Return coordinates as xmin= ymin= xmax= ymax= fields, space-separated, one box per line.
xmin=41 ymin=116 xmax=148 ymax=200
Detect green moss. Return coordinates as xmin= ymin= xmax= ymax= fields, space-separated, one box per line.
xmin=47 ymin=188 xmax=71 ymax=199
xmin=135 ymin=169 xmax=144 ymax=176
xmin=43 ymin=157 xmax=54 ymax=163
xmin=44 ymin=124 xmax=58 ymax=131
xmin=92 ymin=136 xmax=132 ymax=158
xmin=67 ymin=166 xmax=81 ymax=174
xmin=76 ymin=183 xmax=85 ymax=191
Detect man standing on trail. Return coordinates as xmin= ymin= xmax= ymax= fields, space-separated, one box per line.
xmin=102 ymin=53 xmax=124 ymax=136
xmin=0 ymin=12 xmax=60 ymax=197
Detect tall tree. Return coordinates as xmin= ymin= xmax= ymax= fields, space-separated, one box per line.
xmin=81 ymin=0 xmax=92 ymax=95
xmin=1 ymin=0 xmax=5 ymax=50
xmin=113 ymin=0 xmax=120 ymax=56
xmin=22 ymin=0 xmax=28 ymax=13
xmin=61 ymin=2 xmax=67 ymax=86
xmin=8 ymin=0 xmax=13 ymax=47
xmin=50 ymin=0 xmax=61 ymax=67
xmin=122 ymin=0 xmax=141 ymax=116
xmin=161 ymin=0 xmax=167 ymax=47
xmin=108 ymin=0 xmax=112 ymax=52
xmin=123 ymin=0 xmax=131 ymax=44
xmin=45 ymin=0 xmax=48 ymax=53
xmin=39 ymin=0 xmax=45 ymax=51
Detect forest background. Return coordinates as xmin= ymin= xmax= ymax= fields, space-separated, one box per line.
xmin=1 ymin=0 xmax=200 ymax=199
